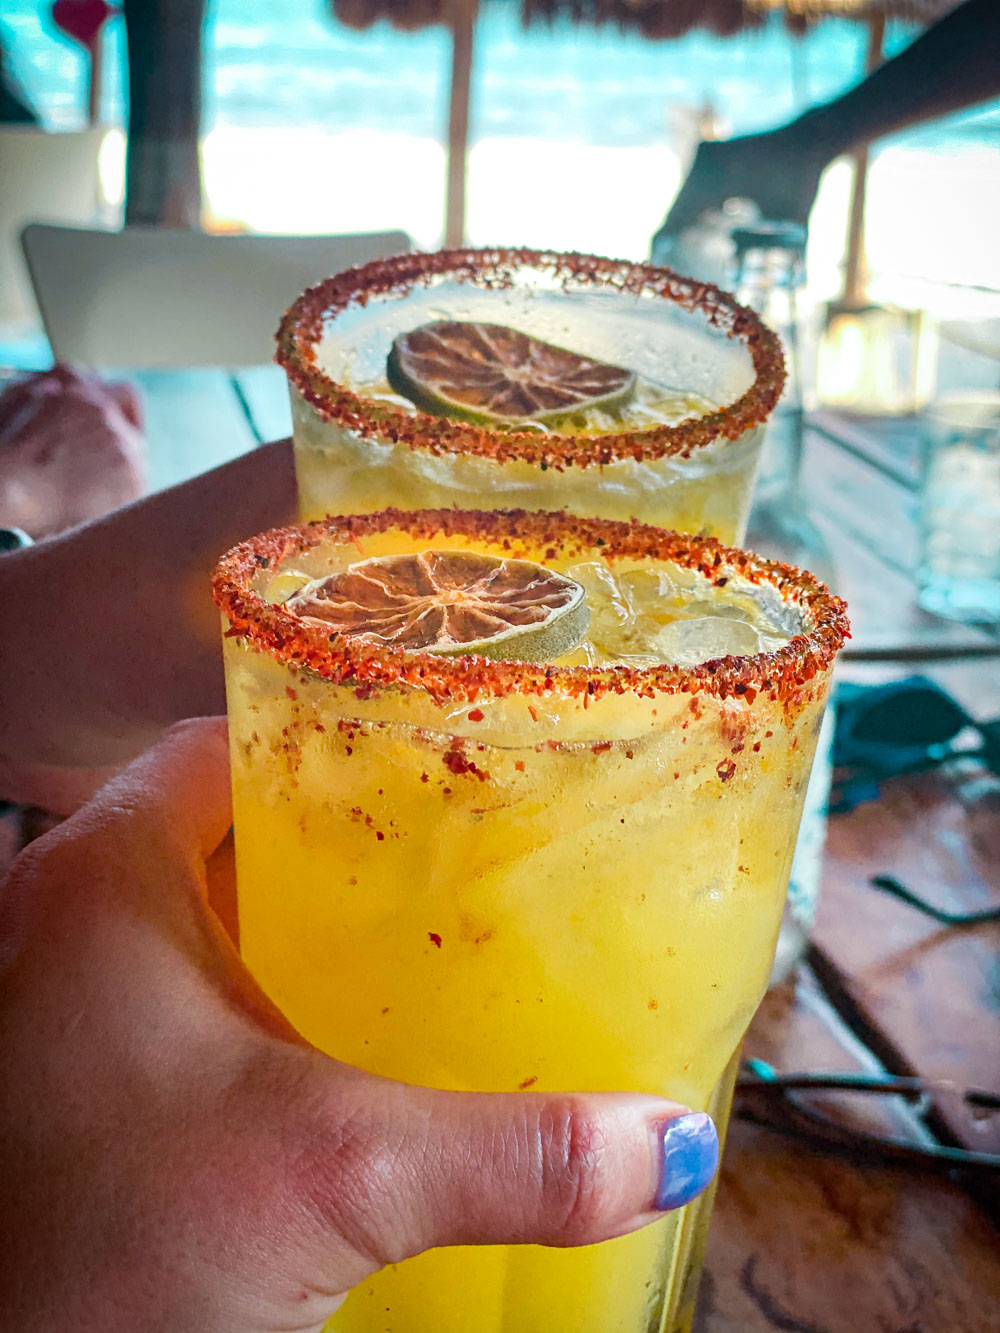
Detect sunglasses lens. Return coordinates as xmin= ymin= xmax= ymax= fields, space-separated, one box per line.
xmin=835 ymin=676 xmax=971 ymax=768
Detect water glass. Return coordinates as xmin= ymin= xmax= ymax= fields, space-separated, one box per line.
xmin=918 ymin=392 xmax=1000 ymax=623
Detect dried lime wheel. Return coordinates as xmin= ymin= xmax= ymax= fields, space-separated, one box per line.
xmin=287 ymin=549 xmax=590 ymax=662
xmin=387 ymin=320 xmax=637 ymax=425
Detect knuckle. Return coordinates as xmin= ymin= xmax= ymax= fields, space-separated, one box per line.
xmin=161 ymin=717 xmax=210 ymax=748
xmin=288 ymin=1084 xmax=399 ymax=1262
xmin=537 ymin=1099 xmax=615 ymax=1242
xmin=6 ymin=820 xmax=100 ymax=888
xmin=6 ymin=832 xmax=59 ymax=885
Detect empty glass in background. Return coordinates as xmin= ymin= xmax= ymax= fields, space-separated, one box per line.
xmin=729 ymin=222 xmax=837 ymax=983
xmin=918 ymin=391 xmax=1000 ymax=624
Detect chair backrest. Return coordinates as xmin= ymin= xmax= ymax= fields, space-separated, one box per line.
xmin=20 ymin=224 xmax=412 ymax=367
xmin=0 ymin=129 xmax=106 ymax=324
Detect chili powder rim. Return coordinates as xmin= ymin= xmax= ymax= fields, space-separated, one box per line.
xmin=213 ymin=507 xmax=850 ymax=706
xmin=274 ymin=247 xmax=786 ymax=468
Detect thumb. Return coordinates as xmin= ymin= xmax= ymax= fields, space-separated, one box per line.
xmin=307 ymin=1070 xmax=718 ymax=1272
xmin=80 ymin=714 xmax=232 ymax=864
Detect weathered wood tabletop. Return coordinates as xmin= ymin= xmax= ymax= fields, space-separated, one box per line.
xmin=703 ymin=413 xmax=1000 ymax=1333
xmin=13 ymin=362 xmax=1000 ymax=1330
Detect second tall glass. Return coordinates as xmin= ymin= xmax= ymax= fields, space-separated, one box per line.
xmin=276 ymin=248 xmax=785 ymax=542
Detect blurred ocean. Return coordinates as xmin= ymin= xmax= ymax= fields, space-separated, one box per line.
xmin=9 ymin=0 xmax=999 ymax=146
xmin=4 ymin=0 xmax=999 ymax=293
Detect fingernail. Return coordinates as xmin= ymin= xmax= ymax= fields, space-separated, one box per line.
xmin=654 ymin=1112 xmax=719 ymax=1211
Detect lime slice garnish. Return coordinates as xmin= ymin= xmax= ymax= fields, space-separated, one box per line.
xmin=286 ymin=549 xmax=590 ymax=663
xmin=386 ymin=320 xmax=637 ymax=426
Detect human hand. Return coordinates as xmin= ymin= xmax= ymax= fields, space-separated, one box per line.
xmin=0 ymin=437 xmax=296 ymax=814
xmin=654 ymin=127 xmax=827 ymax=251
xmin=0 ymin=363 xmax=146 ymax=540
xmin=0 ymin=719 xmax=719 ymax=1333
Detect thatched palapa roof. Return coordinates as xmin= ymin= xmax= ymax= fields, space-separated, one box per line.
xmin=332 ymin=0 xmax=956 ymax=39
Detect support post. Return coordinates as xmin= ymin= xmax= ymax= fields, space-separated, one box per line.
xmin=123 ymin=0 xmax=206 ymax=227
xmin=444 ymin=0 xmax=475 ymax=248
xmin=843 ymin=14 xmax=885 ymax=307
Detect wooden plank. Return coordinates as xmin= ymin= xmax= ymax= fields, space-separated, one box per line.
xmin=231 ymin=364 xmax=292 ymax=445
xmin=741 ymin=968 xmax=938 ymax=1149
xmin=702 ymin=1117 xmax=1000 ymax=1332
xmin=810 ymin=409 xmax=921 ymax=489
xmin=701 ymin=971 xmax=1000 ymax=1332
xmin=811 ymin=314 xmax=1000 ymax=488
xmin=811 ymin=760 xmax=1000 ymax=1158
xmin=804 ymin=426 xmax=920 ymax=575
xmin=125 ymin=367 xmax=260 ymax=494
xmin=806 ymin=503 xmax=998 ymax=659
xmin=804 ymin=427 xmax=1000 ymax=659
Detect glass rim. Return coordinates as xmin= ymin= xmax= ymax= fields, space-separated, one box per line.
xmin=274 ymin=246 xmax=787 ymax=469
xmin=212 ymin=508 xmax=850 ymax=706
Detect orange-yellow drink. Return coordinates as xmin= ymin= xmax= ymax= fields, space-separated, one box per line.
xmin=213 ymin=508 xmax=848 ymax=1333
xmin=276 ymin=249 xmax=785 ymax=542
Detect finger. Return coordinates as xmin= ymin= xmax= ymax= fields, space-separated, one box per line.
xmin=107 ymin=379 xmax=145 ymax=431
xmin=75 ymin=715 xmax=232 ymax=863
xmin=4 ymin=716 xmax=231 ymax=913
xmin=1 ymin=719 xmax=232 ymax=953
xmin=300 ymin=1074 xmax=718 ymax=1271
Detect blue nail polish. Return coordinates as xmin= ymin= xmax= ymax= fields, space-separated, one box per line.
xmin=654 ymin=1112 xmax=719 ymax=1211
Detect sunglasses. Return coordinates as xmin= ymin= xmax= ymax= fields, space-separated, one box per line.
xmin=831 ymin=674 xmax=1000 ymax=815
xmin=736 ymin=1060 xmax=1000 ymax=1175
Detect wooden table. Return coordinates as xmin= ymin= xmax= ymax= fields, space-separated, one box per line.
xmin=37 ymin=366 xmax=1000 ymax=1328
xmin=121 ymin=364 xmax=292 ymax=495
xmin=706 ymin=412 xmax=1000 ymax=1333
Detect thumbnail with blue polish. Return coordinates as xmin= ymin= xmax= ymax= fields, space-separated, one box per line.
xmin=655 ymin=1112 xmax=720 ymax=1211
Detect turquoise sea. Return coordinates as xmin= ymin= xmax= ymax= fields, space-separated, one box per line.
xmin=4 ymin=0 xmax=998 ymax=150
xmin=4 ymin=1 xmax=999 ymax=296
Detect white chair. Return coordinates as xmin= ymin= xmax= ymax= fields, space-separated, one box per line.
xmin=0 ymin=128 xmax=107 ymax=326
xmin=20 ymin=224 xmax=412 ymax=367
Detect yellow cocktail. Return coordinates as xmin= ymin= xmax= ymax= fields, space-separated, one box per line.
xmin=276 ymin=249 xmax=785 ymax=541
xmin=213 ymin=508 xmax=848 ymax=1333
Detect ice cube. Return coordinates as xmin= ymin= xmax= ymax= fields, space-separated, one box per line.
xmin=265 ymin=571 xmax=313 ymax=605
xmin=566 ymin=560 xmax=633 ymax=646
xmin=756 ymin=629 xmax=796 ymax=654
xmin=616 ymin=567 xmax=683 ymax=614
xmin=650 ymin=616 xmax=764 ymax=667
xmin=672 ymin=597 xmax=766 ymax=623
xmin=566 ymin=560 xmax=628 ymax=605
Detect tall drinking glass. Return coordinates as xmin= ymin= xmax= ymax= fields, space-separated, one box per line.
xmin=276 ymin=249 xmax=785 ymax=542
xmin=918 ymin=391 xmax=1000 ymax=623
xmin=214 ymin=508 xmax=848 ymax=1333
